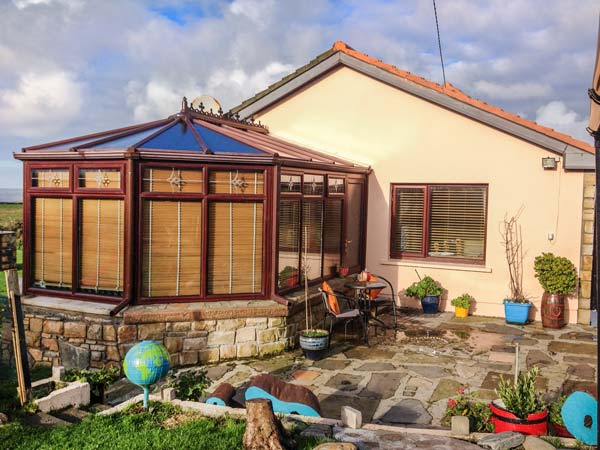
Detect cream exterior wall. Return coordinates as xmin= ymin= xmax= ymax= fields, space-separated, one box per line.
xmin=257 ymin=66 xmax=586 ymax=323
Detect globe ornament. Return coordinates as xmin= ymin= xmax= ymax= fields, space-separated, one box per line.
xmin=123 ymin=340 xmax=170 ymax=410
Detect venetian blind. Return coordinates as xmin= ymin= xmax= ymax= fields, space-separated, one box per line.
xmin=33 ymin=198 xmax=72 ymax=289
xmin=392 ymin=187 xmax=425 ymax=255
xmin=344 ymin=182 xmax=364 ymax=267
xmin=322 ymin=199 xmax=342 ymax=277
xmin=277 ymin=199 xmax=301 ymax=290
xmin=428 ymin=186 xmax=486 ymax=260
xmin=301 ymin=199 xmax=323 ymax=280
xmin=208 ymin=202 xmax=264 ymax=294
xmin=79 ymin=199 xmax=125 ymax=294
xmin=142 ymin=200 xmax=202 ymax=297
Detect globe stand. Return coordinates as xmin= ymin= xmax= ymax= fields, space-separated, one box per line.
xmin=143 ymin=386 xmax=150 ymax=411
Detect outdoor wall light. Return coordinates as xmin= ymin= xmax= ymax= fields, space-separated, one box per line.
xmin=542 ymin=157 xmax=558 ymax=170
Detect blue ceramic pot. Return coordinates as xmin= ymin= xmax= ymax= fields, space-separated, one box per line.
xmin=421 ymin=295 xmax=440 ymax=314
xmin=504 ymin=301 xmax=531 ymax=324
xmin=299 ymin=331 xmax=330 ymax=360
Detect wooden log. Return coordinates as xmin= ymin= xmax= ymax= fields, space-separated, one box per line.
xmin=243 ymin=398 xmax=296 ymax=450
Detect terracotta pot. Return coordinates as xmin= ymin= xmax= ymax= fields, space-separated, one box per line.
xmin=541 ymin=293 xmax=566 ymax=329
xmin=490 ymin=401 xmax=548 ymax=436
xmin=551 ymin=421 xmax=573 ymax=438
xmin=338 ymin=267 xmax=349 ymax=277
xmin=454 ymin=306 xmax=469 ymax=318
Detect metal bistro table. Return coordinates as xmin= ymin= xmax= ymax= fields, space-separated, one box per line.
xmin=344 ymin=280 xmax=389 ymax=345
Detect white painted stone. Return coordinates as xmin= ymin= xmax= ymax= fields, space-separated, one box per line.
xmin=36 ymin=381 xmax=90 ymax=413
xmin=161 ymin=387 xmax=177 ymax=401
xmin=52 ymin=365 xmax=65 ymax=381
xmin=451 ymin=415 xmax=470 ymax=436
xmin=341 ymin=405 xmax=362 ymax=429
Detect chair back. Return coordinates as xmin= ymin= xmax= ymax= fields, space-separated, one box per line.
xmin=319 ymin=284 xmax=341 ymax=316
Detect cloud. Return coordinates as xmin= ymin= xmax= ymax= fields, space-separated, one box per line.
xmin=0 ymin=71 xmax=84 ymax=137
xmin=535 ymin=101 xmax=590 ymax=142
xmin=474 ymin=80 xmax=551 ymax=100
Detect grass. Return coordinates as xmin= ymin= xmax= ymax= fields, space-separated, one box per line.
xmin=0 ymin=402 xmax=327 ymax=450
xmin=0 ymin=203 xmax=22 ymax=229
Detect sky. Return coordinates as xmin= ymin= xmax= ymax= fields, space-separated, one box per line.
xmin=0 ymin=0 xmax=597 ymax=189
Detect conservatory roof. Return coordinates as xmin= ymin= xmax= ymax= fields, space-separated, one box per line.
xmin=14 ymin=98 xmax=368 ymax=173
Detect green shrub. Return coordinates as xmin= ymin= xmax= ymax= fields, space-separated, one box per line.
xmin=533 ymin=253 xmax=577 ymax=295
xmin=548 ymin=395 xmax=566 ymax=426
xmin=496 ymin=367 xmax=545 ymax=419
xmin=164 ymin=369 xmax=210 ymax=401
xmin=451 ymin=293 xmax=473 ymax=309
xmin=442 ymin=388 xmax=494 ymax=432
xmin=405 ymin=276 xmax=443 ymax=299
xmin=64 ymin=366 xmax=120 ymax=400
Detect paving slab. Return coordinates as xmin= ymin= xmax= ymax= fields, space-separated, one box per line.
xmin=526 ymin=350 xmax=554 ymax=368
xmin=482 ymin=324 xmax=525 ymax=336
xmin=344 ymin=347 xmax=396 ymax=360
xmin=326 ymin=373 xmax=365 ymax=392
xmin=249 ymin=355 xmax=295 ymax=373
xmin=318 ymin=393 xmax=379 ymax=423
xmin=356 ymin=362 xmax=396 ymax=372
xmin=481 ymin=371 xmax=511 ymax=390
xmin=559 ymin=331 xmax=595 ymax=341
xmin=205 ymin=364 xmax=235 ymax=381
xmin=291 ymin=369 xmax=322 ymax=383
xmin=378 ymin=399 xmax=432 ymax=425
xmin=362 ymin=373 xmax=403 ymax=399
xmin=404 ymin=365 xmax=452 ymax=378
xmin=548 ymin=341 xmax=596 ymax=356
xmin=313 ymin=359 xmax=352 ymax=371
xmin=430 ymin=379 xmax=464 ymax=403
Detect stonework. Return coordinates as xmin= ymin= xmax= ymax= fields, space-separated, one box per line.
xmin=579 ymin=172 xmax=595 ymax=324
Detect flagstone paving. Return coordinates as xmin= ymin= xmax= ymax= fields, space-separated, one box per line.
xmin=200 ymin=311 xmax=597 ymax=428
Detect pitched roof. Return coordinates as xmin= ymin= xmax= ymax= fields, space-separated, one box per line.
xmin=232 ymin=41 xmax=594 ymax=157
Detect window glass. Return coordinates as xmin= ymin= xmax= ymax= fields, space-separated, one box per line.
xmin=392 ymin=188 xmax=425 ymax=255
xmin=280 ymin=174 xmax=301 ymax=193
xmin=278 ymin=199 xmax=301 ymax=289
xmin=301 ymin=199 xmax=323 ymax=280
xmin=32 ymin=169 xmax=69 ymax=188
xmin=78 ymin=169 xmax=121 ymax=189
xmin=328 ymin=177 xmax=345 ymax=194
xmin=323 ymin=199 xmax=342 ymax=277
xmin=209 ymin=170 xmax=264 ymax=194
xmin=302 ymin=174 xmax=324 ymax=196
xmin=143 ymin=168 xmax=203 ymax=193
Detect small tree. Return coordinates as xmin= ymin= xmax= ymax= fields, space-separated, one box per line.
xmin=500 ymin=210 xmax=527 ymax=302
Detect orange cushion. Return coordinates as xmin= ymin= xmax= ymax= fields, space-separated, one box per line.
xmin=322 ymin=281 xmax=341 ymax=315
xmin=366 ymin=273 xmax=383 ymax=300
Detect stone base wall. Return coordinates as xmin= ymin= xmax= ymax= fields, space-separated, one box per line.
xmin=579 ymin=172 xmax=595 ymax=325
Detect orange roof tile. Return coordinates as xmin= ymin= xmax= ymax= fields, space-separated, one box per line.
xmin=332 ymin=41 xmax=594 ymax=154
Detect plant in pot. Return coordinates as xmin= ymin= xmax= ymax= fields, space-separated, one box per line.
xmin=298 ymin=226 xmax=329 ymax=360
xmin=500 ymin=211 xmax=531 ymax=324
xmin=548 ymin=395 xmax=573 ymax=437
xmin=490 ymin=367 xmax=548 ymax=436
xmin=451 ymin=294 xmax=473 ymax=318
xmin=534 ymin=253 xmax=577 ymax=329
xmin=405 ymin=274 xmax=443 ymax=314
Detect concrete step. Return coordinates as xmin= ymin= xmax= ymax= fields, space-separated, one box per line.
xmin=51 ymin=407 xmax=90 ymax=424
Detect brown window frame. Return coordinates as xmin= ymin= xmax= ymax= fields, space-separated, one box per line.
xmin=390 ymin=183 xmax=488 ymax=265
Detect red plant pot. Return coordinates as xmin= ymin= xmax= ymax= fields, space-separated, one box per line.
xmin=551 ymin=422 xmax=573 ymax=438
xmin=490 ymin=401 xmax=548 ymax=436
xmin=338 ymin=267 xmax=349 ymax=277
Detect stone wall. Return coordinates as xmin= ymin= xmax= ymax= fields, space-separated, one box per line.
xmin=579 ymin=172 xmax=595 ymax=325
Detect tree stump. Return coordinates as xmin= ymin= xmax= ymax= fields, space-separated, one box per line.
xmin=243 ymin=398 xmax=295 ymax=450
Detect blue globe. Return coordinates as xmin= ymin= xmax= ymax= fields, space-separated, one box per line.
xmin=123 ymin=340 xmax=170 ymax=386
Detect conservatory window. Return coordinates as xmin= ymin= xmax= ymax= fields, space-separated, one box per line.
xmin=209 ymin=170 xmax=264 ymax=194
xmin=322 ymin=199 xmax=343 ymax=277
xmin=277 ymin=199 xmax=301 ymax=289
xmin=78 ymin=169 xmax=121 ymax=189
xmin=31 ymin=169 xmax=69 ymax=189
xmin=302 ymin=174 xmax=324 ymax=196
xmin=142 ymin=167 xmax=203 ymax=193
xmin=301 ymin=199 xmax=323 ymax=280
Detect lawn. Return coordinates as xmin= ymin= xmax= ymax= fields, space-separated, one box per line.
xmin=0 ymin=203 xmax=22 ymax=229
xmin=0 ymin=402 xmax=325 ymax=450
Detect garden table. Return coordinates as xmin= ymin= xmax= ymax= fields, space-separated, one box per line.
xmin=344 ymin=280 xmax=388 ymax=345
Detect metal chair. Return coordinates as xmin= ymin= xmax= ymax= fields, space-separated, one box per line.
xmin=318 ymin=287 xmax=365 ymax=345
xmin=365 ymin=273 xmax=398 ymax=329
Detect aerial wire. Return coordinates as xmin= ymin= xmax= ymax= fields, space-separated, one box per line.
xmin=432 ymin=0 xmax=447 ymax=85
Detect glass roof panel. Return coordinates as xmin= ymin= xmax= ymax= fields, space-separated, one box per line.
xmin=138 ymin=122 xmax=202 ymax=151
xmin=193 ymin=124 xmax=266 ymax=154
xmin=89 ymin=126 xmax=163 ymax=149
xmin=40 ymin=130 xmax=134 ymax=150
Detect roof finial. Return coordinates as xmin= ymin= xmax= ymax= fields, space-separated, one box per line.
xmin=181 ymin=96 xmax=189 ymax=113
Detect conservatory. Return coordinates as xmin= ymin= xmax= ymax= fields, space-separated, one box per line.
xmin=14 ymin=99 xmax=369 ymax=311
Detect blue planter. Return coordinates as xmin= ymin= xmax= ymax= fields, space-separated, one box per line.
xmin=299 ymin=331 xmax=330 ymax=360
xmin=421 ymin=295 xmax=440 ymax=314
xmin=504 ymin=301 xmax=531 ymax=324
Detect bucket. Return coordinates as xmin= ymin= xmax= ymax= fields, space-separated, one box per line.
xmin=504 ymin=301 xmax=531 ymax=324
xmin=541 ymin=293 xmax=565 ymax=329
xmin=490 ymin=401 xmax=548 ymax=436
xmin=421 ymin=295 xmax=440 ymax=314
xmin=454 ymin=306 xmax=469 ymax=318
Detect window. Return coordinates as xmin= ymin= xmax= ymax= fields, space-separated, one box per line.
xmin=303 ymin=174 xmax=324 ymax=195
xmin=302 ymin=199 xmax=323 ymax=280
xmin=390 ymin=184 xmax=487 ymax=263
xmin=209 ymin=170 xmax=264 ymax=194
xmin=278 ymin=199 xmax=300 ymax=289
xmin=78 ymin=169 xmax=121 ymax=189
xmin=328 ymin=177 xmax=345 ymax=194
xmin=32 ymin=198 xmax=72 ymax=289
xmin=31 ymin=169 xmax=69 ymax=189
xmin=143 ymin=167 xmax=202 ymax=193
xmin=323 ymin=199 xmax=342 ymax=277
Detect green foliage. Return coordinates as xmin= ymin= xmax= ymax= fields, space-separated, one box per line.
xmin=442 ymin=388 xmax=494 ymax=432
xmin=541 ymin=436 xmax=564 ymax=448
xmin=503 ymin=297 xmax=530 ymax=305
xmin=534 ymin=253 xmax=577 ymax=295
xmin=405 ymin=276 xmax=443 ymax=299
xmin=451 ymin=293 xmax=473 ymax=309
xmin=64 ymin=366 xmax=120 ymax=399
xmin=496 ymin=367 xmax=546 ymax=419
xmin=302 ymin=329 xmax=329 ymax=338
xmin=164 ymin=369 xmax=210 ymax=401
xmin=548 ymin=395 xmax=566 ymax=426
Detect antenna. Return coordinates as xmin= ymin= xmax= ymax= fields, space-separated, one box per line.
xmin=432 ymin=0 xmax=447 ymax=85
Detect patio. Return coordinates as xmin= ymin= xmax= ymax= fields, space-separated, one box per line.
xmin=201 ymin=311 xmax=597 ymax=427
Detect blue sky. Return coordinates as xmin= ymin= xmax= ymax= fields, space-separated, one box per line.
xmin=0 ymin=0 xmax=597 ymax=189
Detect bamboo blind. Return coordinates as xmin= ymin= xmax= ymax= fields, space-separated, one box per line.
xmin=323 ymin=199 xmax=342 ymax=277
xmin=208 ymin=201 xmax=263 ymax=294
xmin=31 ymin=169 xmax=69 ymax=188
xmin=79 ymin=199 xmax=125 ymax=293
xmin=209 ymin=170 xmax=264 ymax=194
xmin=78 ymin=169 xmax=121 ymax=189
xmin=142 ymin=168 xmax=203 ymax=193
xmin=277 ymin=199 xmax=301 ymax=289
xmin=33 ymin=198 xmax=72 ymax=288
xmin=301 ymin=199 xmax=323 ymax=280
xmin=392 ymin=187 xmax=425 ymax=254
xmin=428 ymin=186 xmax=486 ymax=259
xmin=142 ymin=200 xmax=202 ymax=297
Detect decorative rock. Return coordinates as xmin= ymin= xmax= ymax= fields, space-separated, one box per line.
xmin=52 ymin=365 xmax=65 ymax=381
xmin=87 ymin=324 xmax=102 ymax=341
xmin=161 ymin=387 xmax=177 ymax=401
xmin=523 ymin=436 xmax=556 ymax=450
xmin=58 ymin=339 xmax=90 ymax=370
xmin=0 ymin=412 xmax=8 ymax=424
xmin=451 ymin=415 xmax=470 ymax=436
xmin=301 ymin=423 xmax=333 ymax=439
xmin=29 ymin=318 xmax=43 ymax=333
xmin=313 ymin=444 xmax=357 ymax=450
xmin=137 ymin=323 xmax=164 ymax=340
xmin=477 ymin=432 xmax=525 ymax=450
xmin=341 ymin=406 xmax=362 ymax=429
xmin=103 ymin=325 xmax=117 ymax=341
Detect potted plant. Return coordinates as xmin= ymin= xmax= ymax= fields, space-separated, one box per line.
xmin=490 ymin=367 xmax=548 ymax=436
xmin=299 ymin=226 xmax=329 ymax=360
xmin=442 ymin=388 xmax=494 ymax=432
xmin=451 ymin=294 xmax=473 ymax=318
xmin=336 ymin=264 xmax=350 ymax=278
xmin=278 ymin=266 xmax=299 ymax=289
xmin=405 ymin=275 xmax=443 ymax=314
xmin=501 ymin=212 xmax=531 ymax=324
xmin=549 ymin=395 xmax=573 ymax=437
xmin=534 ymin=253 xmax=577 ymax=329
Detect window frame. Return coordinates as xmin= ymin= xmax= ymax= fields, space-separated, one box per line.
xmin=74 ymin=162 xmax=125 ymax=193
xmin=389 ymin=183 xmax=488 ymax=265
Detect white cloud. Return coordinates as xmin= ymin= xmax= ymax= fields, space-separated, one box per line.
xmin=535 ymin=101 xmax=590 ymax=142
xmin=12 ymin=0 xmax=82 ymax=9
xmin=474 ymin=80 xmax=552 ymax=100
xmin=0 ymin=71 xmax=83 ymax=137
xmin=229 ymin=0 xmax=276 ymax=26
xmin=126 ymin=79 xmax=189 ymax=122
